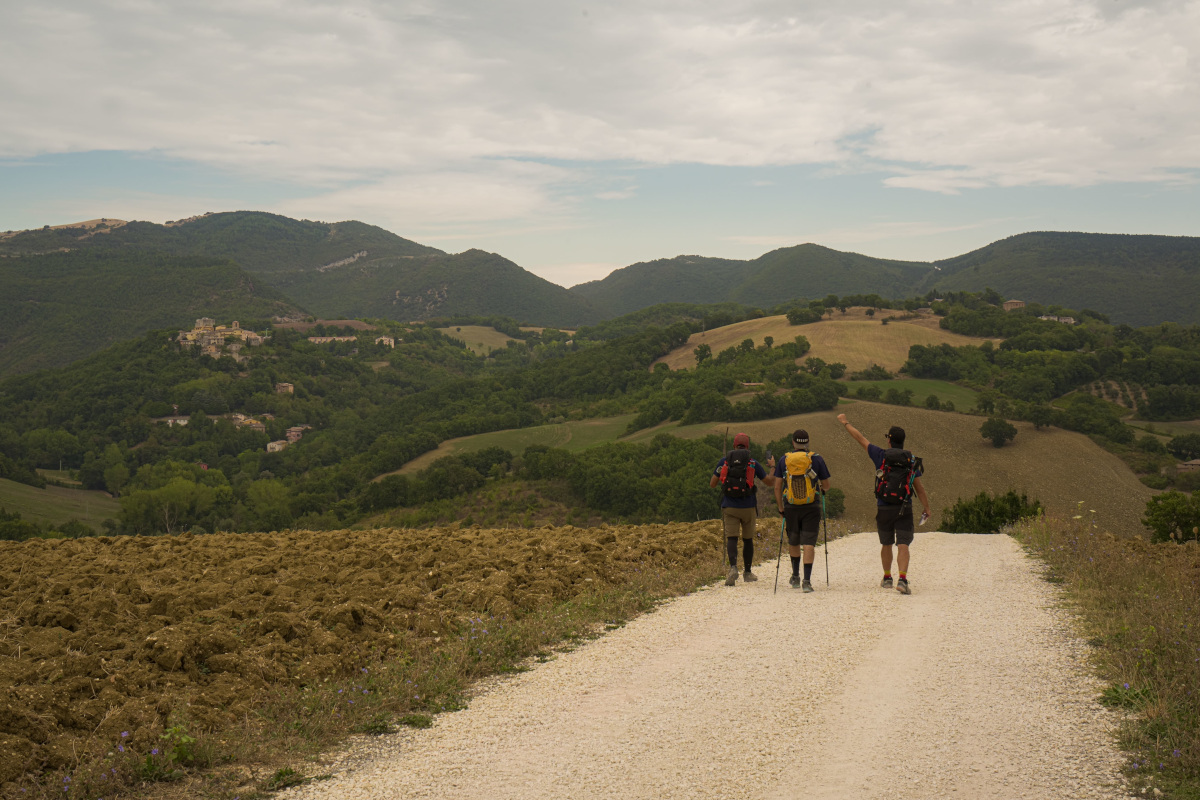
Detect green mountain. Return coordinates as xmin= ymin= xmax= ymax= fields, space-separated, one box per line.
xmin=0 ymin=212 xmax=602 ymax=374
xmin=0 ymin=248 xmax=300 ymax=375
xmin=923 ymin=232 xmax=1200 ymax=326
xmin=570 ymin=245 xmax=931 ymax=318
xmin=571 ymin=234 xmax=1200 ymax=326
xmin=270 ymin=248 xmax=604 ymax=327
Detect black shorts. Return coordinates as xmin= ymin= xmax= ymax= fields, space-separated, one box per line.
xmin=876 ymin=504 xmax=914 ymax=546
xmin=784 ymin=503 xmax=821 ymax=547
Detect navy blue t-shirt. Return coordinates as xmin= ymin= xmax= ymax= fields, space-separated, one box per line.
xmin=868 ymin=443 xmax=922 ymax=507
xmin=712 ymin=457 xmax=768 ymax=509
xmin=773 ymin=449 xmax=831 ymax=505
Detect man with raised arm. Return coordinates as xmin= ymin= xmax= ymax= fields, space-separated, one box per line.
xmin=836 ymin=413 xmax=931 ymax=595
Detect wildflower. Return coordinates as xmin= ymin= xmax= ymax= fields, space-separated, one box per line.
xmin=151 ymin=748 xmax=159 ymax=756
xmin=117 ymin=745 xmax=124 ymax=753
xmin=1124 ymin=683 xmax=1130 ymax=689
xmin=121 ymin=732 xmax=128 ymax=738
xmin=1174 ymin=749 xmax=1182 ymax=758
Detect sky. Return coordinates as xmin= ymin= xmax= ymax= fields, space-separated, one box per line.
xmin=2 ymin=0 xmax=1199 ymax=288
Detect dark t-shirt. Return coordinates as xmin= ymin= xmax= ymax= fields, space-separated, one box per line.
xmin=773 ymin=449 xmax=831 ymax=505
xmin=712 ymin=457 xmax=768 ymax=509
xmin=868 ymin=443 xmax=923 ymax=507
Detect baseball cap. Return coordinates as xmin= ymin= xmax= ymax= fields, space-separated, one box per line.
xmin=733 ymin=432 xmax=750 ymax=447
xmin=887 ymin=425 xmax=906 ymax=444
xmin=792 ymin=429 xmax=809 ymax=445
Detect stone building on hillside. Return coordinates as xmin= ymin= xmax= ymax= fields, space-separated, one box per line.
xmin=178 ymin=318 xmax=264 ymax=361
xmin=1002 ymin=300 xmax=1026 ymax=311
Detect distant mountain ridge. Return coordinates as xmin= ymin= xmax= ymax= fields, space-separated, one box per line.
xmin=570 ymin=233 xmax=1200 ymax=326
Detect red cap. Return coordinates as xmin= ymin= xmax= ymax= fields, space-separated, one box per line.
xmin=733 ymin=432 xmax=750 ymax=447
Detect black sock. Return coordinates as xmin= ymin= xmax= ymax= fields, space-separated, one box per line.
xmin=804 ymin=562 xmax=813 ymax=581
xmin=727 ymin=537 xmax=738 ymax=568
xmin=791 ymin=556 xmax=801 ymax=576
xmin=743 ymin=539 xmax=754 ymax=570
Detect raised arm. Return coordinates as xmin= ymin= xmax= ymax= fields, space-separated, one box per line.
xmin=836 ymin=413 xmax=871 ymax=454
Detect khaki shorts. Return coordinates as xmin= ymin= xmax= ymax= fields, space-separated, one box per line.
xmin=722 ymin=506 xmax=756 ymax=539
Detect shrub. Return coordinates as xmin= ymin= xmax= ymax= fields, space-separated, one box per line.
xmin=1142 ymin=490 xmax=1200 ymax=543
xmin=940 ymin=490 xmax=1043 ymax=533
xmin=823 ymin=488 xmax=846 ymax=518
xmin=980 ymin=417 xmax=1017 ymax=448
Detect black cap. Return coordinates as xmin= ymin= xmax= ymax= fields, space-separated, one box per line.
xmin=792 ymin=429 xmax=809 ymax=445
xmin=887 ymin=426 xmax=906 ymax=445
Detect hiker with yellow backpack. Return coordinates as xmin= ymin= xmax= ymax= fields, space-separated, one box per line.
xmin=773 ymin=429 xmax=831 ymax=592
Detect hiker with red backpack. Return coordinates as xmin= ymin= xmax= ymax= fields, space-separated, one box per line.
xmin=773 ymin=429 xmax=832 ymax=592
xmin=709 ymin=432 xmax=774 ymax=586
xmin=837 ymin=413 xmax=931 ymax=595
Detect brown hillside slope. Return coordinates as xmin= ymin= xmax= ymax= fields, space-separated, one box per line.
xmin=683 ymin=402 xmax=1154 ymax=536
xmin=656 ymin=311 xmax=996 ymax=373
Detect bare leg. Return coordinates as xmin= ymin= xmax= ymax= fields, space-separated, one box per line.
xmin=803 ymin=544 xmax=815 ymax=566
xmin=880 ymin=545 xmax=894 ymax=574
xmin=897 ymin=543 xmax=910 ymax=574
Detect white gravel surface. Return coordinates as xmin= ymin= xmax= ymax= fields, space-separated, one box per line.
xmin=282 ymin=531 xmax=1129 ymax=799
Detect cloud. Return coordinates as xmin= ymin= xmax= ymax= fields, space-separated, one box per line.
xmin=1 ymin=0 xmax=1198 ymax=222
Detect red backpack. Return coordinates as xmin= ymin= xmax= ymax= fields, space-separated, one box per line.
xmin=720 ymin=448 xmax=755 ymax=498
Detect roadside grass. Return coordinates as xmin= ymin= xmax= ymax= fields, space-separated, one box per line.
xmin=93 ymin=546 xmax=736 ymax=800
xmin=1012 ymin=514 xmax=1200 ymax=799
xmin=435 ymin=325 xmax=516 ymax=355
xmin=840 ymin=377 xmax=979 ymax=411
xmin=0 ymin=477 xmax=118 ymax=529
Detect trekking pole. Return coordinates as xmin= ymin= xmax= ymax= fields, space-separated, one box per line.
xmin=773 ymin=515 xmax=785 ymax=595
xmin=821 ymin=491 xmax=829 ymax=587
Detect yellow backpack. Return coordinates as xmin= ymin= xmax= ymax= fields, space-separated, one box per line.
xmin=783 ymin=451 xmax=818 ymax=505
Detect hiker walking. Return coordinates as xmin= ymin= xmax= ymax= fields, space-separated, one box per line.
xmin=710 ymin=432 xmax=773 ymax=586
xmin=773 ymin=429 xmax=831 ymax=592
xmin=836 ymin=414 xmax=931 ymax=595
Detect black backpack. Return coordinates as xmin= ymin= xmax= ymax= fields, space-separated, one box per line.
xmin=720 ymin=448 xmax=755 ymax=499
xmin=874 ymin=449 xmax=922 ymax=506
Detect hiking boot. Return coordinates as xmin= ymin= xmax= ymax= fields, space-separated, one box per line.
xmin=896 ymin=578 xmax=911 ymax=595
xmin=726 ymin=567 xmax=738 ymax=586
xmin=801 ymin=579 xmax=814 ymax=593
xmin=743 ymin=570 xmax=758 ymax=582
xmin=789 ymin=575 xmax=801 ymax=588
xmin=880 ymin=576 xmax=894 ymax=589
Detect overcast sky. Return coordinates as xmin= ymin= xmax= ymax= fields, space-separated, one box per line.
xmin=2 ymin=0 xmax=1198 ymax=287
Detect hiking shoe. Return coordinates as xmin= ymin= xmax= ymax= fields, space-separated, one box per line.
xmin=726 ymin=567 xmax=738 ymax=586
xmin=789 ymin=575 xmax=801 ymax=588
xmin=801 ymin=579 xmax=814 ymax=593
xmin=896 ymin=578 xmax=911 ymax=595
xmin=880 ymin=576 xmax=894 ymax=589
xmin=743 ymin=570 xmax=758 ymax=582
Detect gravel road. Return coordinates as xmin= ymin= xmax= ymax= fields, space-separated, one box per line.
xmin=283 ymin=531 xmax=1129 ymax=799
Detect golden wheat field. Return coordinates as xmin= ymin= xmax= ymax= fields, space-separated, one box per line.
xmin=655 ymin=310 xmax=999 ymax=373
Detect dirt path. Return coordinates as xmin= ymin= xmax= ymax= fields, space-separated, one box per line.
xmin=283 ymin=532 xmax=1129 ymax=799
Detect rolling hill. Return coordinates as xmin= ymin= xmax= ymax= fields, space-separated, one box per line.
xmin=0 ymin=248 xmax=301 ymax=374
xmin=923 ymin=231 xmax=1200 ymax=326
xmin=572 ymin=232 xmax=1200 ymax=326
xmin=653 ymin=309 xmax=998 ymax=373
xmin=570 ymin=244 xmax=931 ymax=318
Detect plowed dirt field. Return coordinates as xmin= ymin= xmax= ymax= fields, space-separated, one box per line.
xmin=0 ymin=522 xmax=728 ymax=798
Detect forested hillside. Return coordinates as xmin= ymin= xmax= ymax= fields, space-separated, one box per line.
xmin=0 ymin=249 xmax=299 ymax=374
xmin=925 ymin=232 xmax=1200 ymax=327
xmin=570 ymin=245 xmax=930 ymax=318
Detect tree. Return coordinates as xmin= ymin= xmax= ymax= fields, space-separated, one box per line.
xmin=1142 ymin=491 xmax=1200 ymax=543
xmin=693 ymin=343 xmax=712 ymax=364
xmin=1168 ymin=433 xmax=1200 ymax=461
xmin=1029 ymin=404 xmax=1055 ymax=430
xmin=865 ymin=308 xmax=876 ymax=318
xmin=981 ymin=418 xmax=1018 ymax=448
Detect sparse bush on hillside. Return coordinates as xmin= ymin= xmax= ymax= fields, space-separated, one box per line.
xmin=980 ymin=417 xmax=1018 ymax=448
xmin=941 ymin=490 xmax=1042 ymax=533
xmin=823 ymin=488 xmax=846 ymax=518
xmin=849 ymin=364 xmax=892 ymax=381
xmin=1142 ymin=490 xmax=1200 ymax=544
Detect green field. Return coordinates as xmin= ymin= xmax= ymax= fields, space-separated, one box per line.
xmin=390 ymin=415 xmax=639 ymax=475
xmin=0 ymin=478 xmax=119 ymax=529
xmin=435 ymin=325 xmax=516 ymax=356
xmin=841 ymin=378 xmax=980 ymax=411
